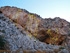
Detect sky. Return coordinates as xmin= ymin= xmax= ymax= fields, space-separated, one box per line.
xmin=0 ymin=0 xmax=70 ymax=22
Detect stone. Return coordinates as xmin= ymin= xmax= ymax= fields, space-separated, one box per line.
xmin=0 ymin=6 xmax=70 ymax=53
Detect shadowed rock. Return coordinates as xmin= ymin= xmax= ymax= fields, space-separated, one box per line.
xmin=0 ymin=11 xmax=2 ymax=14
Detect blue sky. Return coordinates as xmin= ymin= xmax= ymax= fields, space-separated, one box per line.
xmin=0 ymin=0 xmax=70 ymax=22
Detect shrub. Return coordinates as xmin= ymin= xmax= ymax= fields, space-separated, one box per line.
xmin=0 ymin=35 xmax=6 ymax=50
xmin=59 ymin=46 xmax=65 ymax=50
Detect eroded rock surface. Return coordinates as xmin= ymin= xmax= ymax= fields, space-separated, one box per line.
xmin=0 ymin=6 xmax=70 ymax=46
xmin=0 ymin=13 xmax=70 ymax=53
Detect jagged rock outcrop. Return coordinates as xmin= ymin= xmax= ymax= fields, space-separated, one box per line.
xmin=0 ymin=12 xmax=70 ymax=53
xmin=0 ymin=6 xmax=41 ymax=37
xmin=0 ymin=13 xmax=55 ymax=50
xmin=0 ymin=6 xmax=70 ymax=47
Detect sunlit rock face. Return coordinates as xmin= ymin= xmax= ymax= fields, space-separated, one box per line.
xmin=0 ymin=13 xmax=68 ymax=53
xmin=0 ymin=6 xmax=41 ymax=36
xmin=0 ymin=13 xmax=53 ymax=51
xmin=0 ymin=6 xmax=70 ymax=46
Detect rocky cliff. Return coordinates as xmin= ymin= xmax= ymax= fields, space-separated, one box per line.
xmin=0 ymin=6 xmax=70 ymax=53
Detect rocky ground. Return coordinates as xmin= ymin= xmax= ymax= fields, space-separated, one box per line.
xmin=0 ymin=6 xmax=70 ymax=53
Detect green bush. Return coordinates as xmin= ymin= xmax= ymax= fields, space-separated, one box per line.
xmin=59 ymin=46 xmax=65 ymax=49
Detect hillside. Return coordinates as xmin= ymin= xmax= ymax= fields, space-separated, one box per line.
xmin=0 ymin=6 xmax=70 ymax=53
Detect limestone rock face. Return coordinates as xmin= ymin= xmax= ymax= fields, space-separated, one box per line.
xmin=0 ymin=13 xmax=54 ymax=51
xmin=0 ymin=6 xmax=70 ymax=46
xmin=0 ymin=13 xmax=70 ymax=53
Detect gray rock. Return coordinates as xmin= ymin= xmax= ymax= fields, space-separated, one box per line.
xmin=0 ymin=13 xmax=69 ymax=53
